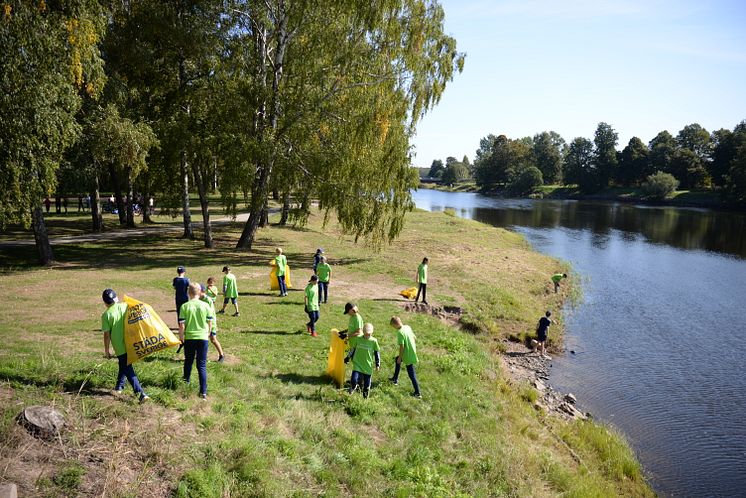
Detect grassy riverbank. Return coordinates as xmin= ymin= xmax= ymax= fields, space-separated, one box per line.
xmin=0 ymin=208 xmax=653 ymax=496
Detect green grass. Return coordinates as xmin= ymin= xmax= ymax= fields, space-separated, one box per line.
xmin=0 ymin=206 xmax=653 ymax=497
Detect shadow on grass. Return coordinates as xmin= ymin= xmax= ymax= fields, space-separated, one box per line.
xmin=270 ymin=372 xmax=330 ymax=385
xmin=371 ymin=298 xmax=406 ymax=303
xmin=241 ymin=329 xmax=300 ymax=335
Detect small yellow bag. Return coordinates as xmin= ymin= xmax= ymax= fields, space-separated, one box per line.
xmin=268 ymin=260 xmax=293 ymax=290
xmin=399 ymin=287 xmax=418 ymax=300
xmin=326 ymin=328 xmax=347 ymax=387
xmin=123 ymin=295 xmax=181 ymax=364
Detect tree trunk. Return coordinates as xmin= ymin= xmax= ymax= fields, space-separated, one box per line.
xmin=192 ymin=162 xmax=213 ymax=248
xmin=108 ymin=165 xmax=126 ymax=225
xmin=142 ymin=190 xmax=154 ymax=223
xmin=180 ymin=151 xmax=194 ymax=239
xmin=90 ymin=170 xmax=103 ymax=232
xmin=279 ymin=192 xmax=290 ymax=225
xmin=272 ymin=188 xmax=279 ymax=201
xmin=125 ymin=169 xmax=136 ymax=228
xmin=236 ymin=167 xmax=268 ymax=249
xmin=259 ymin=199 xmax=269 ymax=228
xmin=31 ymin=205 xmax=54 ymax=265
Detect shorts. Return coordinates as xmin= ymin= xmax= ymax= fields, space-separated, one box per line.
xmin=223 ymin=297 xmax=237 ymax=304
xmin=537 ymin=331 xmax=547 ymax=342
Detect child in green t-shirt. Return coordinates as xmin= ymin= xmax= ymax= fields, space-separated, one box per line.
xmin=316 ymin=256 xmax=331 ymax=304
xmin=274 ymin=247 xmax=288 ymax=297
xmin=304 ymin=275 xmax=320 ymax=337
xmin=415 ymin=257 xmax=429 ymax=305
xmin=344 ymin=323 xmax=380 ymax=398
xmin=551 ymin=272 xmax=567 ymax=293
xmin=389 ymin=316 xmax=421 ymax=398
xmin=179 ymin=283 xmax=215 ymax=399
xmin=342 ymin=302 xmax=364 ymax=339
xmin=200 ymin=284 xmax=225 ymax=363
xmin=218 ymin=266 xmax=240 ymax=316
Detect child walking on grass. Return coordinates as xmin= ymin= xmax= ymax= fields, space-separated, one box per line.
xmin=304 ymin=275 xmax=320 ymax=337
xmin=389 ymin=316 xmax=421 ymax=398
xmin=345 ymin=323 xmax=380 ymax=398
xmin=275 ymin=248 xmax=288 ymax=297
xmin=173 ymin=266 xmax=190 ymax=317
xmin=316 ymin=256 xmax=331 ymax=303
xmin=101 ymin=289 xmax=149 ymax=403
xmin=200 ymin=284 xmax=225 ymax=363
xmin=179 ymin=283 xmax=215 ymax=399
xmin=415 ymin=257 xmax=429 ymax=305
xmin=218 ymin=266 xmax=239 ymax=316
xmin=531 ymin=311 xmax=552 ymax=360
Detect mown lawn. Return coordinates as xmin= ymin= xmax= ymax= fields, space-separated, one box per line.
xmin=0 ymin=208 xmax=652 ymax=497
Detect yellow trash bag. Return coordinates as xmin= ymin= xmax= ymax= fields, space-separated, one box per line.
xmin=123 ymin=295 xmax=181 ymax=365
xmin=399 ymin=287 xmax=418 ymax=300
xmin=269 ymin=260 xmax=293 ymax=290
xmin=326 ymin=328 xmax=347 ymax=387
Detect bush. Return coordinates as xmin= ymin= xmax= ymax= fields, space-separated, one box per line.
xmin=508 ymin=166 xmax=543 ymax=195
xmin=642 ymin=171 xmax=679 ymax=199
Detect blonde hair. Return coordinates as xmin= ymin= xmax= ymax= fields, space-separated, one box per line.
xmin=188 ymin=282 xmax=201 ymax=298
xmin=275 ymin=247 xmax=283 ymax=255
xmin=390 ymin=316 xmax=402 ymax=326
xmin=363 ymin=323 xmax=374 ymax=337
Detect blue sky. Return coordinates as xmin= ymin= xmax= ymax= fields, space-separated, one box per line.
xmin=411 ymin=0 xmax=746 ymax=167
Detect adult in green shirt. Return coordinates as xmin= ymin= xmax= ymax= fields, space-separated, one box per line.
xmin=316 ymin=256 xmax=332 ymax=304
xmin=304 ymin=275 xmax=320 ymax=337
xmin=389 ymin=316 xmax=421 ymax=398
xmin=415 ymin=257 xmax=429 ymax=305
xmin=275 ymin=247 xmax=288 ymax=297
xmin=342 ymin=302 xmax=364 ymax=338
xmin=344 ymin=323 xmax=380 ymax=398
xmin=551 ymin=272 xmax=567 ymax=293
xmin=218 ymin=266 xmax=240 ymax=316
xmin=179 ymin=283 xmax=215 ymax=399
xmin=100 ymin=289 xmax=149 ymax=403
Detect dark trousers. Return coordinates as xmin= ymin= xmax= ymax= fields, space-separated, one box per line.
xmin=277 ymin=274 xmax=287 ymax=295
xmin=183 ymin=339 xmax=209 ymax=395
xmin=318 ymin=281 xmax=328 ymax=303
xmin=115 ymin=354 xmax=144 ymax=394
xmin=392 ymin=362 xmax=421 ymax=395
xmin=350 ymin=370 xmax=372 ymax=394
xmin=176 ymin=300 xmax=186 ymax=317
xmin=306 ymin=310 xmax=319 ymax=332
xmin=415 ymin=283 xmax=427 ymax=302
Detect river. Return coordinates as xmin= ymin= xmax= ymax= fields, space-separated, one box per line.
xmin=411 ymin=188 xmax=746 ymax=498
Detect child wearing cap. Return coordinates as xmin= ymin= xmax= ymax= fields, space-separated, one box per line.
xmin=200 ymin=284 xmax=225 ymax=362
xmin=275 ymin=248 xmax=288 ymax=297
xmin=179 ymin=283 xmax=215 ymax=399
xmin=316 ymin=256 xmax=331 ymax=304
xmin=389 ymin=316 xmax=421 ymax=398
xmin=173 ymin=266 xmax=190 ymax=317
xmin=344 ymin=323 xmax=380 ymax=398
xmin=218 ymin=266 xmax=240 ymax=316
xmin=313 ymin=248 xmax=324 ymax=273
xmin=343 ymin=303 xmax=364 ymax=338
xmin=100 ymin=289 xmax=149 ymax=403
xmin=304 ymin=275 xmax=320 ymax=337
xmin=415 ymin=257 xmax=428 ymax=305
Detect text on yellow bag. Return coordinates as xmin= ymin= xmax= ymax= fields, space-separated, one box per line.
xmin=123 ymin=295 xmax=181 ymax=364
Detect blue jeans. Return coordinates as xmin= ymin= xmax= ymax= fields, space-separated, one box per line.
xmin=115 ymin=354 xmax=144 ymax=394
xmin=183 ymin=339 xmax=208 ymax=395
xmin=277 ymin=274 xmax=287 ymax=295
xmin=350 ymin=370 xmax=372 ymax=393
xmin=318 ymin=282 xmax=328 ymax=302
xmin=306 ymin=310 xmax=319 ymax=332
xmin=392 ymin=362 xmax=420 ymax=395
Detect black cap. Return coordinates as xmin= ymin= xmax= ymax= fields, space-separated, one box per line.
xmin=343 ymin=302 xmax=356 ymax=315
xmin=309 ymin=275 xmax=318 ymax=282
xmin=200 ymin=284 xmax=206 ymax=292
xmin=177 ymin=266 xmax=186 ymax=273
xmin=102 ymin=289 xmax=117 ymax=304
xmin=222 ymin=266 xmax=230 ymax=272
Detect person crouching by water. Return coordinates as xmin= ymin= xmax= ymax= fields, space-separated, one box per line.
xmin=179 ymin=283 xmax=215 ymax=399
xmin=530 ymin=311 xmax=552 ymax=360
xmin=344 ymin=323 xmax=380 ymax=398
xmin=101 ymin=289 xmax=149 ymax=403
xmin=304 ymin=275 xmax=320 ymax=337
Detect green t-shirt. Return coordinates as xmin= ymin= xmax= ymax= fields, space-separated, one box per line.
xmin=348 ymin=313 xmax=364 ymax=335
xmin=551 ymin=273 xmax=565 ymax=284
xmin=101 ymin=302 xmax=128 ymax=357
xmin=199 ymin=295 xmax=218 ymax=332
xmin=397 ymin=325 xmax=419 ymax=365
xmin=305 ymin=283 xmax=319 ymax=312
xmin=179 ymin=298 xmax=214 ymax=340
xmin=316 ymin=263 xmax=331 ymax=283
xmin=206 ymin=285 xmax=219 ymax=302
xmin=223 ymin=273 xmax=238 ymax=298
xmin=275 ymin=255 xmax=287 ymax=276
xmin=418 ymin=263 xmax=428 ymax=284
xmin=350 ymin=335 xmax=380 ymax=375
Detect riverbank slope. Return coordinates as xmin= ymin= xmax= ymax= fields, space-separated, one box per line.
xmin=0 ymin=208 xmax=653 ymax=496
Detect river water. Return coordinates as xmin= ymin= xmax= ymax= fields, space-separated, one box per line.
xmin=411 ymin=189 xmax=746 ymax=497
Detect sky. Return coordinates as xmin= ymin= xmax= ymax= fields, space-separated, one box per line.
xmin=411 ymin=0 xmax=746 ymax=167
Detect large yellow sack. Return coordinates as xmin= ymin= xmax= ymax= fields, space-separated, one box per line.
xmin=123 ymin=295 xmax=181 ymax=365
xmin=326 ymin=328 xmax=347 ymax=387
xmin=269 ymin=260 xmax=293 ymax=290
xmin=399 ymin=287 xmax=418 ymax=300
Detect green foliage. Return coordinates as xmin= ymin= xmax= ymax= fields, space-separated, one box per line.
xmin=508 ymin=166 xmax=544 ymax=195
xmin=643 ymin=171 xmax=679 ymax=199
xmin=52 ymin=462 xmax=85 ymax=491
xmin=428 ymin=159 xmax=445 ymax=178
xmin=563 ymin=137 xmax=595 ymax=191
xmin=532 ymin=131 xmax=565 ymax=184
xmin=473 ymin=134 xmax=534 ymax=188
xmin=593 ymin=122 xmax=619 ymax=189
xmin=618 ymin=137 xmax=650 ymax=186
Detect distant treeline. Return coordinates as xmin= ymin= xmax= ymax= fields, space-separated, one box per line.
xmin=427 ymin=121 xmax=746 ymax=201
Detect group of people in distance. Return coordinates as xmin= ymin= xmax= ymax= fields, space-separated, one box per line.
xmin=100 ymin=245 xmax=564 ymax=403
